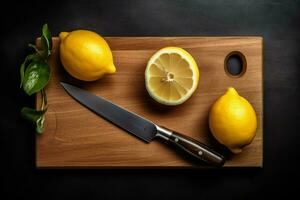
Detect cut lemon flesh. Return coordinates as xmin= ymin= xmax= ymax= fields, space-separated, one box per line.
xmin=145 ymin=47 xmax=199 ymax=105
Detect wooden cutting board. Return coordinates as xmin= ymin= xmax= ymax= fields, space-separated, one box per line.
xmin=36 ymin=37 xmax=263 ymax=168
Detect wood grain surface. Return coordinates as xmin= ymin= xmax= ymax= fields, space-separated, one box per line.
xmin=36 ymin=37 xmax=263 ymax=168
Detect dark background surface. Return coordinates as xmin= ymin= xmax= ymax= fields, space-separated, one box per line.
xmin=1 ymin=0 xmax=300 ymax=199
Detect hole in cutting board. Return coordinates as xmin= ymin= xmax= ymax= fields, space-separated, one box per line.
xmin=224 ymin=51 xmax=247 ymax=77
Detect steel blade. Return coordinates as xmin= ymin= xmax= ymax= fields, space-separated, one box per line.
xmin=61 ymin=82 xmax=157 ymax=142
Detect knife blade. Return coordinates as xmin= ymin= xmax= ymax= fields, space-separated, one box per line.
xmin=61 ymin=82 xmax=225 ymax=166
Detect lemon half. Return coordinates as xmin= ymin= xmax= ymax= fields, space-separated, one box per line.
xmin=145 ymin=47 xmax=199 ymax=105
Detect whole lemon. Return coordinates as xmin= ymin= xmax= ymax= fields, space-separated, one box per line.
xmin=209 ymin=87 xmax=257 ymax=153
xmin=59 ymin=30 xmax=116 ymax=81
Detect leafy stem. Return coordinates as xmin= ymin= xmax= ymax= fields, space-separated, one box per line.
xmin=41 ymin=88 xmax=47 ymax=108
xmin=20 ymin=24 xmax=52 ymax=134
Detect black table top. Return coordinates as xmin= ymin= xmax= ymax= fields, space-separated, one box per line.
xmin=2 ymin=0 xmax=300 ymax=198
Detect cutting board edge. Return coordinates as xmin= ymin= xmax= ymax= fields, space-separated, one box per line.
xmin=36 ymin=36 xmax=264 ymax=47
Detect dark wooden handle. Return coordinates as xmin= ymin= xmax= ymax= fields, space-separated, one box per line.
xmin=169 ymin=131 xmax=225 ymax=167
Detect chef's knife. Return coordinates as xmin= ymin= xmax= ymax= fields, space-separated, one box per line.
xmin=61 ymin=82 xmax=225 ymax=166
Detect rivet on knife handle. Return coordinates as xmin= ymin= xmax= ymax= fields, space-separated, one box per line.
xmin=156 ymin=126 xmax=225 ymax=167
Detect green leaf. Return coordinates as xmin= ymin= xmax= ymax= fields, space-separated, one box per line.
xmin=21 ymin=107 xmax=47 ymax=134
xmin=41 ymin=24 xmax=52 ymax=59
xmin=20 ymin=53 xmax=41 ymax=88
xmin=22 ymin=61 xmax=50 ymax=95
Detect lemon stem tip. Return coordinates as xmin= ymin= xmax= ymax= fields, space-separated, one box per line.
xmin=226 ymin=87 xmax=238 ymax=95
xmin=108 ymin=63 xmax=116 ymax=74
xmin=229 ymin=147 xmax=243 ymax=154
xmin=59 ymin=32 xmax=69 ymax=41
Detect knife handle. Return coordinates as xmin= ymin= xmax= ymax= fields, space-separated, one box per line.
xmin=157 ymin=126 xmax=225 ymax=167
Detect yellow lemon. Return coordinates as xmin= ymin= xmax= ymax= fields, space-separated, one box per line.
xmin=145 ymin=47 xmax=199 ymax=106
xmin=209 ymin=87 xmax=257 ymax=153
xmin=59 ymin=30 xmax=116 ymax=81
